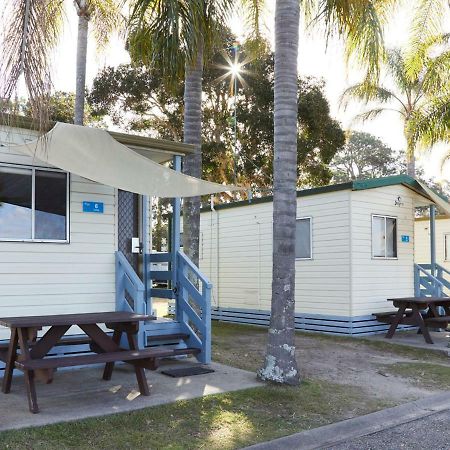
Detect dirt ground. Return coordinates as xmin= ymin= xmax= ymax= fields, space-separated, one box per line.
xmin=212 ymin=322 xmax=450 ymax=405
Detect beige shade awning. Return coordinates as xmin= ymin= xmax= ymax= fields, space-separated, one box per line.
xmin=7 ymin=122 xmax=241 ymax=198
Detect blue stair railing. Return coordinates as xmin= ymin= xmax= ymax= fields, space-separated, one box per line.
xmin=176 ymin=250 xmax=212 ymax=364
xmin=143 ymin=250 xmax=212 ymax=363
xmin=417 ymin=263 xmax=450 ymax=293
xmin=414 ymin=263 xmax=446 ymax=298
xmin=115 ymin=251 xmax=146 ymax=348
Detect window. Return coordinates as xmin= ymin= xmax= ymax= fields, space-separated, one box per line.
xmin=445 ymin=234 xmax=450 ymax=261
xmin=0 ymin=165 xmax=68 ymax=242
xmin=295 ymin=217 xmax=312 ymax=259
xmin=372 ymin=215 xmax=397 ymax=258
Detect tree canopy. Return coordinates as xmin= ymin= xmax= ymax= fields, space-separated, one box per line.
xmin=330 ymin=131 xmax=403 ymax=182
xmin=89 ymin=41 xmax=345 ymax=192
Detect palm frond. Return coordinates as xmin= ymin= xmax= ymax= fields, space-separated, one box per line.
xmin=128 ymin=0 xmax=233 ymax=86
xmin=340 ymin=81 xmax=397 ymax=108
xmin=318 ymin=0 xmax=396 ymax=82
xmin=87 ymin=0 xmax=123 ymax=48
xmin=416 ymin=36 xmax=450 ymax=97
xmin=0 ymin=0 xmax=64 ymax=132
xmin=239 ymin=0 xmax=265 ymax=39
xmin=353 ymin=107 xmax=403 ymax=123
xmin=385 ymin=48 xmax=416 ymax=93
xmin=406 ymin=0 xmax=449 ymax=77
xmin=408 ymin=94 xmax=450 ymax=150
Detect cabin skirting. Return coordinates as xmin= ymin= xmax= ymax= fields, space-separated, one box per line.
xmin=211 ymin=307 xmax=414 ymax=336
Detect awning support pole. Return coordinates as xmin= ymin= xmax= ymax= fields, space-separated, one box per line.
xmin=172 ymin=156 xmax=182 ymax=322
xmin=430 ymin=204 xmax=436 ymax=278
xmin=142 ymin=195 xmax=150 ymax=315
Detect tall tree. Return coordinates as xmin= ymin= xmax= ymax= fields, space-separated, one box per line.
xmin=258 ymin=0 xmax=399 ymax=385
xmin=88 ymin=57 xmax=345 ymax=189
xmin=128 ymin=1 xmax=239 ymax=266
xmin=330 ymin=131 xmax=402 ymax=182
xmin=257 ymin=0 xmax=301 ymax=386
xmin=341 ymin=39 xmax=450 ymax=177
xmin=73 ymin=0 xmax=121 ymax=125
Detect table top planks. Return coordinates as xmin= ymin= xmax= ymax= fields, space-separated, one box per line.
xmin=387 ymin=297 xmax=450 ymax=305
xmin=0 ymin=311 xmax=153 ymax=328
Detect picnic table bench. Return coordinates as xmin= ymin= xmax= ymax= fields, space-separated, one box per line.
xmin=374 ymin=297 xmax=450 ymax=344
xmin=0 ymin=311 xmax=160 ymax=413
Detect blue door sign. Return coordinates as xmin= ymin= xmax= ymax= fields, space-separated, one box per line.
xmin=83 ymin=201 xmax=104 ymax=213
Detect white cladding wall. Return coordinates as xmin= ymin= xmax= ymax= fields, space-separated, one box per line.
xmin=414 ymin=217 xmax=450 ymax=270
xmin=350 ymin=185 xmax=416 ymax=316
xmin=199 ymin=189 xmax=352 ymax=316
xmin=0 ymin=127 xmax=117 ymax=340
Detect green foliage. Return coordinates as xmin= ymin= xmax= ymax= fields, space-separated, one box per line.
xmin=89 ymin=40 xmax=345 ymax=190
xmin=6 ymin=91 xmax=95 ymax=124
xmin=127 ymin=0 xmax=233 ymax=87
xmin=330 ymin=131 xmax=403 ymax=182
xmin=341 ymin=37 xmax=450 ymax=164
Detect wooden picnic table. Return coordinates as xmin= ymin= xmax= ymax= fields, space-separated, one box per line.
xmin=0 ymin=311 xmax=157 ymax=413
xmin=382 ymin=297 xmax=450 ymax=344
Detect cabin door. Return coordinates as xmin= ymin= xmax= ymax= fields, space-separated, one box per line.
xmin=118 ymin=190 xmax=141 ymax=274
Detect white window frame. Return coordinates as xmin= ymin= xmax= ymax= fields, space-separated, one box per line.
xmin=444 ymin=233 xmax=450 ymax=261
xmin=0 ymin=162 xmax=70 ymax=243
xmin=295 ymin=216 xmax=313 ymax=260
xmin=371 ymin=214 xmax=398 ymax=260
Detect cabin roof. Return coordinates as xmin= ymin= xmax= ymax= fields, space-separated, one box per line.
xmin=203 ymin=175 xmax=450 ymax=215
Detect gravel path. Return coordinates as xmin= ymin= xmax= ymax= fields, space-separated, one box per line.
xmin=329 ymin=409 xmax=450 ymax=450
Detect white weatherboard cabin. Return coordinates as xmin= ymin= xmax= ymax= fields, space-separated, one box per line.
xmin=0 ymin=115 xmax=233 ymax=376
xmin=198 ymin=176 xmax=450 ymax=335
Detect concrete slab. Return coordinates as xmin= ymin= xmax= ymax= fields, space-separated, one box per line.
xmin=0 ymin=359 xmax=262 ymax=432
xmin=366 ymin=330 xmax=450 ymax=356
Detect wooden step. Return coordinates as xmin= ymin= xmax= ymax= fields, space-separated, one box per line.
xmin=16 ymin=347 xmax=200 ymax=371
xmin=147 ymin=333 xmax=189 ymax=343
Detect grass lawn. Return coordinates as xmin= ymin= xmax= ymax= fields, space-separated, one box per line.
xmin=0 ymin=322 xmax=447 ymax=449
xmin=0 ymin=380 xmax=389 ymax=450
xmin=381 ymin=362 xmax=450 ymax=390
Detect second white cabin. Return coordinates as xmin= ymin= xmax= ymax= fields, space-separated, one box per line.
xmin=197 ymin=176 xmax=450 ymax=335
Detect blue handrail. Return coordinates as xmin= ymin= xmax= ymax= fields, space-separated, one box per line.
xmin=176 ymin=250 xmax=212 ymax=363
xmin=414 ymin=263 xmax=445 ymax=297
xmin=115 ymin=251 xmax=146 ymax=347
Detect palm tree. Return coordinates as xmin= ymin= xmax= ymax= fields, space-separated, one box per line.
xmin=258 ymin=0 xmax=404 ymax=385
xmin=0 ymin=0 xmax=120 ymax=128
xmin=341 ymin=38 xmax=450 ymax=177
xmin=73 ymin=1 xmax=121 ymax=125
xmin=127 ymin=1 xmax=236 ymax=266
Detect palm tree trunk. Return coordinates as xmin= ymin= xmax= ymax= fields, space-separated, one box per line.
xmin=74 ymin=10 xmax=89 ymax=125
xmin=182 ymin=43 xmax=203 ymax=266
xmin=404 ymin=124 xmax=416 ymax=177
xmin=258 ymin=0 xmax=300 ymax=385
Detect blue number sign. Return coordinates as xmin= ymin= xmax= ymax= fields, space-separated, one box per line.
xmin=401 ymin=235 xmax=410 ymax=243
xmin=83 ymin=201 xmax=104 ymax=213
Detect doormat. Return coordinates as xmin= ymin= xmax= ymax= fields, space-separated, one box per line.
xmin=161 ymin=366 xmax=215 ymax=378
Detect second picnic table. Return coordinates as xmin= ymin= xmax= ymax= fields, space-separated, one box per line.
xmin=380 ymin=297 xmax=450 ymax=344
xmin=0 ymin=311 xmax=157 ymax=413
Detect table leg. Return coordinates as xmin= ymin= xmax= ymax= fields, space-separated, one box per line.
xmin=103 ymin=329 xmax=122 ymax=381
xmin=411 ymin=304 xmax=434 ymax=344
xmin=2 ymin=327 xmax=18 ymax=394
xmin=126 ymin=332 xmax=150 ymax=396
xmin=17 ymin=328 xmax=39 ymax=413
xmin=385 ymin=304 xmax=407 ymax=339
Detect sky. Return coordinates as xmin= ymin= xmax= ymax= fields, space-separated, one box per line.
xmin=32 ymin=3 xmax=450 ymax=182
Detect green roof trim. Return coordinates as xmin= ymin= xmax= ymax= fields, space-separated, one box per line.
xmin=202 ymin=174 xmax=449 ymax=214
